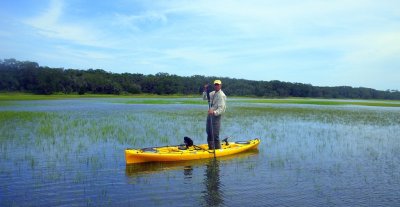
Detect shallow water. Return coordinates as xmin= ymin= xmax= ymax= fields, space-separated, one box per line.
xmin=0 ymin=98 xmax=399 ymax=206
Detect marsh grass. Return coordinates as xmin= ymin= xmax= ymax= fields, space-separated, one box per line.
xmin=0 ymin=92 xmax=198 ymax=101
xmin=116 ymin=99 xmax=204 ymax=105
xmin=235 ymin=98 xmax=400 ymax=107
xmin=108 ymin=96 xmax=400 ymax=108
xmin=221 ymin=104 xmax=400 ymax=179
xmin=0 ymin=93 xmax=117 ymax=101
xmin=1 ymin=102 xmax=398 ymax=161
xmin=4 ymin=92 xmax=398 ymax=107
xmin=0 ymin=107 xmax=206 ymax=174
xmin=233 ymin=106 xmax=400 ymax=126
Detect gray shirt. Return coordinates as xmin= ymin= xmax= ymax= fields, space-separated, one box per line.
xmin=203 ymin=90 xmax=227 ymax=116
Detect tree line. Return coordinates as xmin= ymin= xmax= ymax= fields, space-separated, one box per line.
xmin=1 ymin=58 xmax=399 ymax=100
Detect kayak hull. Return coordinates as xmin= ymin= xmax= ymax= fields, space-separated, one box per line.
xmin=125 ymin=138 xmax=260 ymax=164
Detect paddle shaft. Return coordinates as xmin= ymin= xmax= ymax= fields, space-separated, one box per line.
xmin=206 ymin=88 xmax=217 ymax=158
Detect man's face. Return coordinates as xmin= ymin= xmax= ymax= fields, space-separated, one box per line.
xmin=214 ymin=84 xmax=221 ymax=91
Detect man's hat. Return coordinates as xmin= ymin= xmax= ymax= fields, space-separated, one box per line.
xmin=214 ymin=80 xmax=222 ymax=85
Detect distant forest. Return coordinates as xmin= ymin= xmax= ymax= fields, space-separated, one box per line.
xmin=1 ymin=58 xmax=399 ymax=100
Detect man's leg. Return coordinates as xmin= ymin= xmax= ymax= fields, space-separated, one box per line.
xmin=206 ymin=115 xmax=214 ymax=149
xmin=212 ymin=116 xmax=221 ymax=149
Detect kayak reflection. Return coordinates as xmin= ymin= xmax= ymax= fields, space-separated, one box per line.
xmin=125 ymin=149 xmax=259 ymax=176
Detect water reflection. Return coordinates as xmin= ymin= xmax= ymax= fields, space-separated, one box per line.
xmin=183 ymin=165 xmax=193 ymax=179
xmin=202 ymin=159 xmax=223 ymax=207
xmin=125 ymin=150 xmax=259 ymax=177
xmin=125 ymin=161 xmax=188 ymax=177
xmin=125 ymin=150 xmax=259 ymax=206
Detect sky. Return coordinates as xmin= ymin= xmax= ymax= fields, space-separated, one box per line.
xmin=0 ymin=0 xmax=399 ymax=91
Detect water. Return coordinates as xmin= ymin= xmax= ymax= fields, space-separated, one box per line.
xmin=0 ymin=98 xmax=399 ymax=206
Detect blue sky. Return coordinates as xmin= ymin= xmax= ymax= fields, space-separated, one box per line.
xmin=1 ymin=0 xmax=399 ymax=90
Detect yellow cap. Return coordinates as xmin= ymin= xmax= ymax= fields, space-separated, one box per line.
xmin=214 ymin=80 xmax=222 ymax=85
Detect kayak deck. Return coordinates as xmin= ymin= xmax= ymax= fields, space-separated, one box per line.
xmin=125 ymin=138 xmax=260 ymax=164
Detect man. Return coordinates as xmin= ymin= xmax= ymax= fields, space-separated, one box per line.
xmin=203 ymin=80 xmax=227 ymax=149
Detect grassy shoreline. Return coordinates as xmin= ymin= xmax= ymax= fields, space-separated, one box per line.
xmin=0 ymin=92 xmax=198 ymax=101
xmin=1 ymin=92 xmax=400 ymax=107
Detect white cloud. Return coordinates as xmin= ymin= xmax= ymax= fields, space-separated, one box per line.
xmin=23 ymin=0 xmax=110 ymax=48
xmin=114 ymin=11 xmax=168 ymax=31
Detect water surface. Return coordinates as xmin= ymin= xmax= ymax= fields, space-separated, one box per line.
xmin=0 ymin=98 xmax=399 ymax=206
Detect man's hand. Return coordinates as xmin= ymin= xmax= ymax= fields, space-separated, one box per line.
xmin=208 ymin=109 xmax=214 ymax=115
xmin=203 ymin=84 xmax=209 ymax=92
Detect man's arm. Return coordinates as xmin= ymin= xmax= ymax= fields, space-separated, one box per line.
xmin=202 ymin=84 xmax=210 ymax=100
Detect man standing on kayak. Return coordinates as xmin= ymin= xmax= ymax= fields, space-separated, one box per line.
xmin=203 ymin=80 xmax=227 ymax=150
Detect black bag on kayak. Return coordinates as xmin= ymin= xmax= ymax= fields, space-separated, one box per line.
xmin=184 ymin=136 xmax=194 ymax=148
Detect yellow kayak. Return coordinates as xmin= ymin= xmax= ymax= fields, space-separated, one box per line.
xmin=125 ymin=138 xmax=261 ymax=164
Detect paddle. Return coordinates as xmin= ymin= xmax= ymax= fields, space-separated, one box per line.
xmin=205 ymin=84 xmax=217 ymax=158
